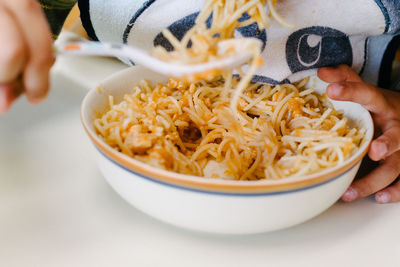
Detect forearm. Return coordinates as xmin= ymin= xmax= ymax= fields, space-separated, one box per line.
xmin=38 ymin=0 xmax=77 ymax=38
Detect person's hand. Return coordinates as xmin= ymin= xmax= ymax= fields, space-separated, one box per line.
xmin=0 ymin=0 xmax=54 ymax=113
xmin=318 ymin=64 xmax=400 ymax=204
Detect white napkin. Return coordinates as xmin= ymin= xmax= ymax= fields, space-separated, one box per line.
xmin=78 ymin=0 xmax=400 ymax=86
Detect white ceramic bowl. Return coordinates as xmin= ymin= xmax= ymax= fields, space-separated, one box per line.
xmin=81 ymin=66 xmax=373 ymax=234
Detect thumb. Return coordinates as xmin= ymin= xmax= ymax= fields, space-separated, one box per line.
xmin=369 ymin=125 xmax=400 ymax=161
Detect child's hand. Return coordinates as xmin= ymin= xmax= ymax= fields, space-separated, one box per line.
xmin=0 ymin=0 xmax=54 ymax=113
xmin=318 ymin=65 xmax=400 ymax=204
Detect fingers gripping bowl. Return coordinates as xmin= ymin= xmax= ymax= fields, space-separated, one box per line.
xmin=81 ymin=66 xmax=373 ymax=234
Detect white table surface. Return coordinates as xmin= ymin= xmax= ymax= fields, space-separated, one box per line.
xmin=0 ymin=33 xmax=399 ymax=267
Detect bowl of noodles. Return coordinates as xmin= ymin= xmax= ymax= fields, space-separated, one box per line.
xmin=81 ymin=0 xmax=372 ymax=234
xmin=81 ymin=66 xmax=373 ymax=234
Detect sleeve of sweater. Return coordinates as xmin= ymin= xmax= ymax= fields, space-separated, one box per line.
xmin=38 ymin=0 xmax=77 ymax=38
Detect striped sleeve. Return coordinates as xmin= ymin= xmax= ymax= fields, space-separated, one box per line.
xmin=38 ymin=0 xmax=77 ymax=38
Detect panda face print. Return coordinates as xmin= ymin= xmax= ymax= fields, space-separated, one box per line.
xmin=116 ymin=0 xmax=369 ymax=84
xmin=285 ymin=26 xmax=352 ymax=73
